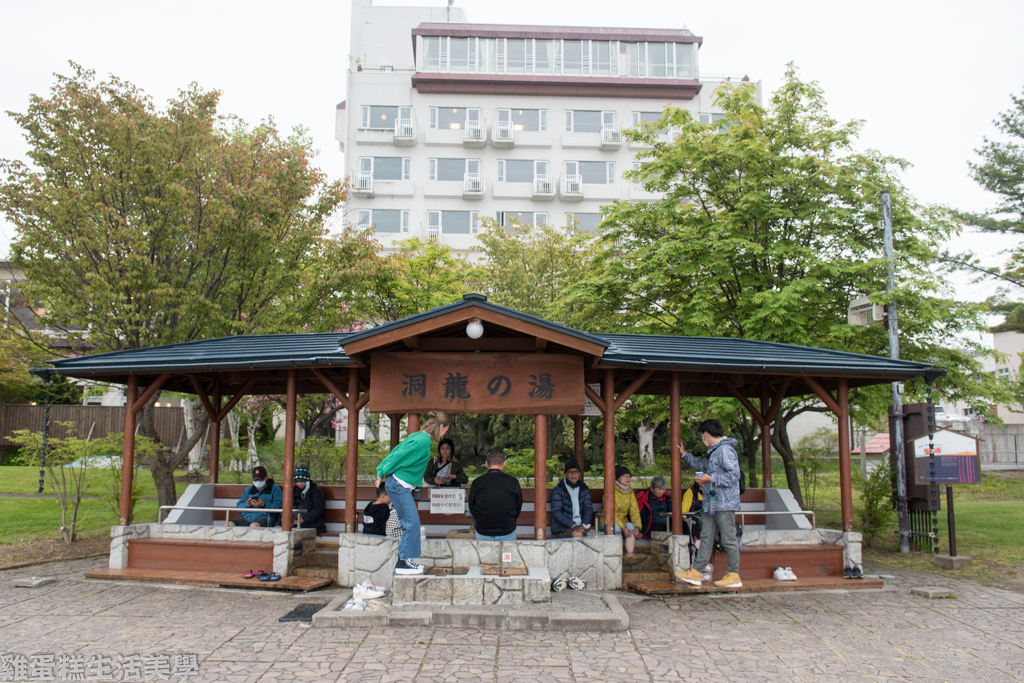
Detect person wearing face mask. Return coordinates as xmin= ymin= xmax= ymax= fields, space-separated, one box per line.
xmin=292 ymin=465 xmax=327 ymax=535
xmin=674 ymin=418 xmax=742 ymax=588
xmin=229 ymin=465 xmax=283 ymax=527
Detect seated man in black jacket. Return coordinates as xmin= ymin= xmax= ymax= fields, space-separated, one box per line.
xmin=292 ymin=465 xmax=327 ymax=535
xmin=469 ymin=448 xmax=523 ymax=541
xmin=550 ymin=458 xmax=593 ymax=537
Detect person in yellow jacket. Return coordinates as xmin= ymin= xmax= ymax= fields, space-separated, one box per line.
xmin=610 ymin=465 xmax=642 ymax=556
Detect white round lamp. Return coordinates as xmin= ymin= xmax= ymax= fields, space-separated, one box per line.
xmin=466 ymin=318 xmax=484 ymax=339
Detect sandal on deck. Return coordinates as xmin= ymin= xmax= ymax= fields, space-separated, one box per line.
xmin=244 ymin=570 xmax=258 ymax=579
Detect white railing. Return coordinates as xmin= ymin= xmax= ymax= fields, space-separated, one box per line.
xmin=493 ymin=120 xmax=513 ymax=142
xmin=464 ymin=174 xmax=485 ymax=192
xmin=464 ymin=124 xmax=483 ymax=141
xmin=157 ymin=505 xmax=286 ymax=524
xmin=394 ymin=118 xmax=415 ymax=138
xmin=533 ymin=175 xmax=553 ymax=194
xmin=356 ymin=171 xmax=373 ymax=192
xmin=601 ymin=126 xmax=622 ymax=143
xmin=562 ymin=175 xmax=582 ymax=194
xmin=426 ymin=226 xmax=440 ymax=242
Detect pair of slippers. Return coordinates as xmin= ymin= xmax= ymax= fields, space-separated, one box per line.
xmin=244 ymin=570 xmax=281 ymax=582
xmin=550 ymin=577 xmax=586 ymax=592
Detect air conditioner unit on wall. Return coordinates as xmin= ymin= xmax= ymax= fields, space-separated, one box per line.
xmin=848 ymin=295 xmax=886 ymax=327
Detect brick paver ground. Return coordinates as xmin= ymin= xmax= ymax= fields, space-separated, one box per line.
xmin=2 ymin=556 xmax=1022 ymax=682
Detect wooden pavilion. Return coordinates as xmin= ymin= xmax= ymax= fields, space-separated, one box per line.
xmin=42 ymin=294 xmax=941 ymax=589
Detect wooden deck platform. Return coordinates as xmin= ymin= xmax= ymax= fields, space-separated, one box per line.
xmin=628 ymin=575 xmax=884 ymax=595
xmin=84 ymin=568 xmax=334 ymax=592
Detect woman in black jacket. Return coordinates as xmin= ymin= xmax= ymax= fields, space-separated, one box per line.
xmin=423 ymin=438 xmax=468 ymax=487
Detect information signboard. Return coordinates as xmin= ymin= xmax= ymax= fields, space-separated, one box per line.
xmin=912 ymin=428 xmax=981 ymax=484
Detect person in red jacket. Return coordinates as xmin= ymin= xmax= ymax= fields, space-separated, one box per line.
xmin=636 ymin=475 xmax=672 ymax=539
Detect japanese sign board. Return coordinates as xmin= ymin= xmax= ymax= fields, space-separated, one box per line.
xmin=912 ymin=428 xmax=981 ymax=484
xmin=582 ymin=383 xmax=602 ymax=416
xmin=367 ymin=352 xmax=585 ymax=414
xmin=429 ymin=487 xmax=466 ymax=515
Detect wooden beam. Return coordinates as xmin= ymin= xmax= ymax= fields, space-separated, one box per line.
xmin=401 ymin=336 xmax=419 ymax=350
xmin=535 ymin=338 xmax=548 ymax=350
xmin=119 ymin=375 xmax=138 ymax=526
xmin=804 ymin=377 xmax=841 ymax=416
xmin=584 ymin=384 xmax=605 ymax=414
xmin=345 ymin=367 xmax=360 ymax=533
xmin=572 ymin=415 xmax=585 ymax=469
xmin=534 ymin=414 xmax=547 ymax=540
xmin=670 ymin=372 xmax=682 ymax=536
xmin=417 ymin=337 xmax=537 ymax=352
xmin=209 ymin=378 xmax=221 ymax=485
xmin=188 ymin=375 xmax=218 ymax=421
xmin=837 ymin=378 xmax=853 ymax=532
xmin=311 ymin=368 xmax=351 ymax=410
xmin=281 ymin=370 xmax=297 ymax=532
xmin=613 ymin=369 xmax=655 ymax=412
xmin=764 ymin=378 xmax=791 ymax=423
xmin=132 ymin=373 xmax=171 ymax=415
xmin=217 ymin=378 xmax=257 ymax=422
xmin=724 ymin=383 xmax=766 ymax=427
xmin=602 ymin=369 xmax=616 ymax=535
xmin=355 ymin=389 xmax=371 ymax=412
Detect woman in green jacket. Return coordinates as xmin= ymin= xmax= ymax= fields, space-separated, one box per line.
xmin=376 ymin=410 xmax=449 ymax=575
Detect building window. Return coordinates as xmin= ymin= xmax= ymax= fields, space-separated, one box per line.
xmin=565 ymin=110 xmax=605 ymax=133
xmin=497 ymin=108 xmax=546 ymax=132
xmin=498 ymin=211 xmax=548 ymax=229
xmin=562 ymin=40 xmax=584 ymax=76
xmin=535 ymin=40 xmax=554 ymax=74
xmin=360 ymin=157 xmax=409 ymax=180
xmin=571 ymin=160 xmax=615 ymax=184
xmin=360 ymin=105 xmax=411 ymax=129
xmin=430 ymin=107 xmax=481 ymax=131
xmin=356 ymin=209 xmax=409 ymax=233
xmin=427 ymin=210 xmax=481 ymax=235
xmin=997 ymin=367 xmax=1011 ymax=378
xmin=567 ymin=212 xmax=602 ymax=233
xmin=429 ymin=158 xmax=479 ymax=181
xmin=676 ymin=43 xmax=694 ymax=79
xmin=497 ymin=159 xmax=538 ymax=183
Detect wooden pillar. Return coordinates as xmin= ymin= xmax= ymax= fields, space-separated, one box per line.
xmin=345 ymin=368 xmax=361 ymax=533
xmin=281 ymin=369 xmax=297 ymax=532
xmin=534 ymin=413 xmax=548 ymax=540
xmin=389 ymin=413 xmax=402 ymax=450
xmin=409 ymin=413 xmax=420 ymax=434
xmin=572 ymin=415 xmax=585 ymax=470
xmin=837 ymin=378 xmax=853 ymax=532
xmin=119 ymin=375 xmax=138 ymax=526
xmin=209 ymin=378 xmax=222 ymax=484
xmin=669 ymin=372 xmax=682 ymax=536
xmin=602 ymin=369 xmax=616 ymax=533
xmin=760 ymin=384 xmax=771 ymax=488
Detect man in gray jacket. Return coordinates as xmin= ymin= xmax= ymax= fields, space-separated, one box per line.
xmin=674 ymin=419 xmax=743 ymax=588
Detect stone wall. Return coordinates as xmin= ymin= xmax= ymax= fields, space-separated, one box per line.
xmin=108 ymin=523 xmax=316 ymax=576
xmin=337 ymin=534 xmax=623 ymax=590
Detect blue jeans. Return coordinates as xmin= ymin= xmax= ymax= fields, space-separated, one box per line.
xmin=475 ymin=530 xmax=516 ymax=541
xmin=385 ymin=476 xmax=420 ymax=561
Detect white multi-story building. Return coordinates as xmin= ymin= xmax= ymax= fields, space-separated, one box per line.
xmin=337 ymin=0 xmax=760 ymax=255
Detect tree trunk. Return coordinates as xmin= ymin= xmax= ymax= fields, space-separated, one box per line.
xmin=182 ymin=398 xmax=205 ymax=473
xmin=227 ymin=410 xmax=240 ymax=450
xmin=730 ymin=415 xmax=759 ymax=489
xmin=246 ymin=419 xmax=259 ymax=466
xmin=151 ymin=411 xmax=210 ymax=508
xmin=637 ymin=416 xmax=660 ymax=466
xmin=770 ymin=411 xmax=805 ymax=508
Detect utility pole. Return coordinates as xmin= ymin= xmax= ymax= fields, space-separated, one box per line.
xmin=882 ymin=190 xmax=911 ymax=553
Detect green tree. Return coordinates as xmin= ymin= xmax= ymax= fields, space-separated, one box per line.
xmin=949 ymin=86 xmax=1024 ymax=304
xmin=0 ymin=64 xmax=376 ymax=510
xmin=570 ymin=65 xmax=999 ymax=504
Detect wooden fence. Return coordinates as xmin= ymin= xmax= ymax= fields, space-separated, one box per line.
xmin=0 ymin=404 xmax=186 ymax=449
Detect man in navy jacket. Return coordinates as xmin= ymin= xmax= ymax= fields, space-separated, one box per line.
xmin=228 ymin=465 xmax=283 ymax=527
xmin=550 ymin=459 xmax=593 ymax=537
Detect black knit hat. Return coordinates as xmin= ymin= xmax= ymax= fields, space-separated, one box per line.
xmin=615 ymin=465 xmax=631 ymax=480
xmin=564 ymin=458 xmax=581 ymax=474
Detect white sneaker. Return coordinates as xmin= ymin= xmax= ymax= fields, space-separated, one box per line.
xmin=773 ymin=567 xmax=788 ymax=581
xmin=342 ymin=598 xmax=366 ymax=611
xmin=784 ymin=567 xmax=797 ymax=581
xmin=353 ymin=583 xmax=386 ymax=600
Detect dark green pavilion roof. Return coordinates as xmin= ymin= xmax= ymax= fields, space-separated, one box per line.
xmin=39 ymin=294 xmax=943 ymax=394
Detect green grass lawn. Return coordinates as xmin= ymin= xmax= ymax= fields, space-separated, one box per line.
xmin=0 ymin=465 xmax=175 ymax=498
xmin=0 ymin=497 xmax=159 ymax=543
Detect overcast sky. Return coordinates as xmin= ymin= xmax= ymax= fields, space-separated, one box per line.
xmin=2 ymin=0 xmax=1022 ymax=315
